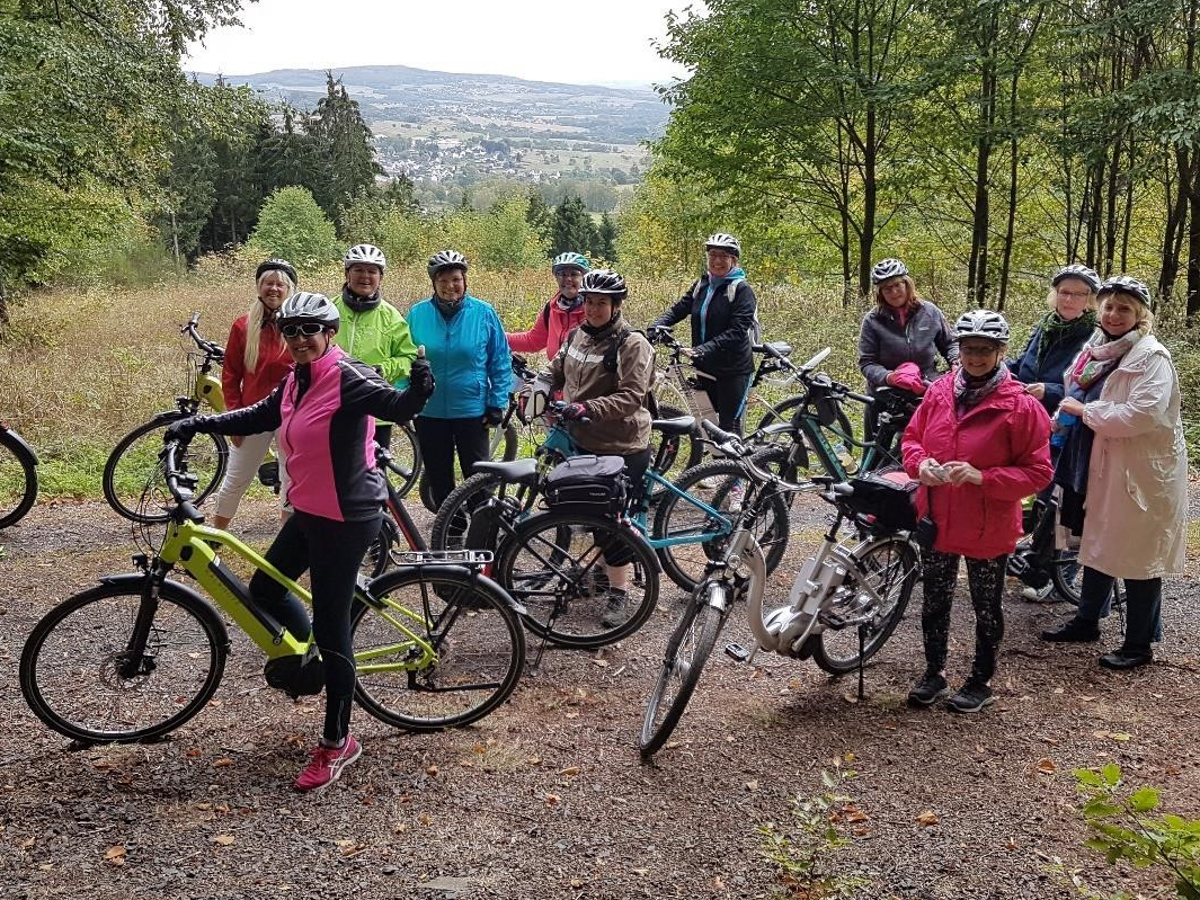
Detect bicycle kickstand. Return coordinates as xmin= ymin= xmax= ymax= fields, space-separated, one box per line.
xmin=857 ymin=624 xmax=866 ymax=702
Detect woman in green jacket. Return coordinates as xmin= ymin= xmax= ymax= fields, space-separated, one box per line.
xmin=333 ymin=243 xmax=418 ymax=447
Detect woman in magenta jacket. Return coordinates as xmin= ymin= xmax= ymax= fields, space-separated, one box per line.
xmin=902 ymin=309 xmax=1053 ymax=714
xmin=506 ymin=251 xmax=589 ymax=361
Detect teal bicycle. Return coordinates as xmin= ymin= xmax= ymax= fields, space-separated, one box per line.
xmin=20 ymin=441 xmax=525 ymax=745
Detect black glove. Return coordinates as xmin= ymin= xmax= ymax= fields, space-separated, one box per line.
xmin=482 ymin=406 xmax=504 ymax=427
xmin=164 ymin=418 xmax=199 ymax=445
xmin=408 ymin=357 xmax=435 ymax=399
xmin=560 ymin=402 xmax=588 ymax=422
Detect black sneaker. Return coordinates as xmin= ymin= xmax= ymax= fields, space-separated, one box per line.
xmin=600 ymin=589 xmax=628 ymax=629
xmin=1040 ymin=617 xmax=1100 ymax=642
xmin=907 ymin=672 xmax=950 ymax=708
xmin=946 ymin=681 xmax=994 ymax=714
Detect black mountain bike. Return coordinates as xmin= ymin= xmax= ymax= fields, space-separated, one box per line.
xmin=0 ymin=421 xmax=39 ymax=528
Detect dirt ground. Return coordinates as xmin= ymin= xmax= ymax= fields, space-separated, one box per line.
xmin=1 ymin=490 xmax=1197 ymax=900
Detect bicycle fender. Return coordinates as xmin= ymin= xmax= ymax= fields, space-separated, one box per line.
xmin=1 ymin=426 xmax=38 ymax=464
xmin=757 ymin=421 xmax=796 ymax=442
xmin=97 ymin=573 xmax=230 ymax=641
xmin=144 ymin=409 xmax=192 ymax=427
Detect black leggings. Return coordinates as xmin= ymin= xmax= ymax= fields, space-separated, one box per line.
xmin=415 ymin=416 xmax=490 ymax=508
xmin=701 ymin=371 xmax=751 ymax=434
xmin=249 ymin=510 xmax=381 ymax=743
xmin=920 ymin=550 xmax=1007 ymax=684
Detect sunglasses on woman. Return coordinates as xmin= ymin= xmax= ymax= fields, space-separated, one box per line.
xmin=281 ymin=321 xmax=325 ymax=338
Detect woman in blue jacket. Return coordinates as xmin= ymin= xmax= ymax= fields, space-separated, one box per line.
xmin=408 ymin=250 xmax=512 ymax=507
xmin=1008 ymin=264 xmax=1100 ymax=415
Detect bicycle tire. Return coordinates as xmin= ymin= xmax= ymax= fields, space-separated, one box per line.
xmin=352 ymin=567 xmax=525 ymax=731
xmin=429 ymin=472 xmax=511 ymax=552
xmin=639 ymin=581 xmax=726 ymax=757
xmin=493 ymin=509 xmax=660 ymax=649
xmin=361 ymin=516 xmax=395 ymax=578
xmin=0 ymin=429 xmax=38 ymax=528
xmin=20 ymin=580 xmax=228 ymax=743
xmin=652 ymin=459 xmax=790 ymax=593
xmin=753 ymin=396 xmax=857 ymax=465
xmin=103 ymin=415 xmax=228 ymax=523
xmin=387 ymin=424 xmax=422 ymax=499
xmin=811 ymin=537 xmax=917 ymax=675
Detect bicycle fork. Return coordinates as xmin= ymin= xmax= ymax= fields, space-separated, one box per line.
xmin=120 ymin=557 xmax=168 ymax=679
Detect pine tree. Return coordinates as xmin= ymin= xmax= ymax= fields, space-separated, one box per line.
xmin=550 ymin=194 xmax=599 ymax=258
xmin=596 ymin=212 xmax=618 ymax=263
xmin=308 ymin=72 xmax=382 ymax=219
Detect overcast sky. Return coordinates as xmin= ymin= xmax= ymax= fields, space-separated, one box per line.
xmin=183 ymin=0 xmax=695 ymax=87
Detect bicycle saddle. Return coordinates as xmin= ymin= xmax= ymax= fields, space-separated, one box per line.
xmin=473 ymin=457 xmax=540 ymax=485
xmin=651 ymin=416 xmax=696 ymax=436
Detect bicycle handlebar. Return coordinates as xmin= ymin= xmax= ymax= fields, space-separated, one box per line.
xmin=180 ymin=314 xmax=225 ymax=361
xmin=161 ymin=440 xmax=204 ymax=521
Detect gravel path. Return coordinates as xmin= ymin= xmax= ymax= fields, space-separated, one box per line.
xmin=1 ymin=490 xmax=1197 ymax=900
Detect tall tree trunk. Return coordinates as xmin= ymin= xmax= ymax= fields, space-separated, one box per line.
xmin=858 ymin=104 xmax=878 ymax=298
xmin=968 ymin=47 xmax=996 ymax=307
xmin=1158 ymin=151 xmax=1188 ymax=303
xmin=1189 ymin=161 xmax=1200 ymax=320
xmin=998 ymin=72 xmax=1021 ymax=312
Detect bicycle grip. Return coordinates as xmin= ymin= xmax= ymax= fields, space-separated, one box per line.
xmin=416 ymin=345 xmax=426 ymax=358
xmin=846 ymin=390 xmax=875 ymax=405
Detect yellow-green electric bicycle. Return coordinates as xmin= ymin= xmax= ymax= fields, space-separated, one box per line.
xmin=22 ymin=441 xmax=525 ymax=745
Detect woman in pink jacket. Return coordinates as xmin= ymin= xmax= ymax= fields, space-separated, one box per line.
xmin=902 ymin=310 xmax=1053 ymax=713
xmin=506 ymin=252 xmax=589 ymax=360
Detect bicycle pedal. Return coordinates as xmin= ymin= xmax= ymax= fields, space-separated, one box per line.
xmin=724 ymin=642 xmax=751 ymax=662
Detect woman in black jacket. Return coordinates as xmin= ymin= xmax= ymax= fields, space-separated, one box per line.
xmin=650 ymin=233 xmax=758 ymax=433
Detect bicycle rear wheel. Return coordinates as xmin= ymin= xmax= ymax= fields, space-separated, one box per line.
xmin=430 ymin=472 xmax=512 ymax=552
xmin=652 ymin=459 xmax=790 ymax=593
xmin=639 ymin=580 xmax=727 ymax=758
xmin=386 ymin=424 xmax=422 ymax=499
xmin=352 ymin=567 xmax=525 ymax=731
xmin=20 ymin=581 xmax=228 ymax=743
xmin=812 ymin=537 xmax=917 ymax=675
xmin=493 ymin=509 xmax=660 ymax=649
xmin=0 ymin=428 xmax=38 ymax=528
xmin=103 ymin=416 xmax=228 ymax=523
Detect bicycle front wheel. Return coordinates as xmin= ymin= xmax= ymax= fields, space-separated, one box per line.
xmin=429 ymin=472 xmax=512 ymax=552
xmin=352 ymin=567 xmax=525 ymax=731
xmin=812 ymin=538 xmax=918 ymax=675
xmin=20 ymin=581 xmax=228 ymax=743
xmin=652 ymin=459 xmax=790 ymax=593
xmin=494 ymin=509 xmax=660 ymax=649
xmin=639 ymin=580 xmax=726 ymax=758
xmin=103 ymin=416 xmax=228 ymax=523
xmin=0 ymin=429 xmax=38 ymax=528
xmin=386 ymin=424 xmax=422 ymax=499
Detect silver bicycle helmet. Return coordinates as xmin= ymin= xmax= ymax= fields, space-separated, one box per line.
xmin=704 ymin=233 xmax=741 ymax=257
xmin=580 ymin=269 xmax=628 ymax=301
xmin=343 ymin=243 xmax=386 ymax=272
xmin=428 ymin=249 xmax=469 ymax=279
xmin=551 ymin=251 xmax=590 ymax=275
xmin=871 ymin=258 xmax=909 ymax=285
xmin=954 ymin=308 xmax=1010 ymax=344
xmin=1098 ymin=274 xmax=1151 ymax=307
xmin=1051 ymin=263 xmax=1101 ymax=292
xmin=279 ymin=292 xmax=341 ymax=332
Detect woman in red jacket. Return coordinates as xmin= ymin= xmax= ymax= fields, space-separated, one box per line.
xmin=212 ymin=259 xmax=297 ymax=529
xmin=506 ymin=252 xmax=589 ymax=361
xmin=902 ymin=310 xmax=1053 ymax=713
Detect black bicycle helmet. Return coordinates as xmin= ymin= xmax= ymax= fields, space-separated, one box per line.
xmin=580 ymin=269 xmax=628 ymax=302
xmin=278 ymin=292 xmax=341 ymax=333
xmin=256 ymin=258 xmax=297 ymax=284
xmin=427 ymin=249 xmax=469 ymax=279
xmin=1098 ymin=274 xmax=1151 ymax=307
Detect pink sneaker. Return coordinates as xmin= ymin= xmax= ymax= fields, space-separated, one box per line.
xmin=293 ymin=734 xmax=362 ymax=792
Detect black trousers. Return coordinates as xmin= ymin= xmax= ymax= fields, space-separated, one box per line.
xmin=249 ymin=510 xmax=381 ymax=743
xmin=1076 ymin=568 xmax=1163 ymax=652
xmin=701 ymin=371 xmax=751 ymax=434
xmin=415 ymin=415 xmax=490 ymax=508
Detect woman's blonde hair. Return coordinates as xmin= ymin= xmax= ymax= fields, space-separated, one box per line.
xmin=245 ymin=270 xmax=294 ymax=373
xmin=1099 ymin=289 xmax=1155 ymax=335
xmin=874 ymin=274 xmax=919 ymax=310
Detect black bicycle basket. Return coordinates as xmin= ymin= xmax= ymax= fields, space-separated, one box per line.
xmin=544 ymin=455 xmax=628 ymax=514
xmin=842 ymin=471 xmax=919 ymax=531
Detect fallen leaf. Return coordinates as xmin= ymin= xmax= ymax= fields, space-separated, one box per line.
xmin=916 ymin=811 xmax=939 ymax=827
xmin=185 ymin=749 xmax=202 ymax=758
xmin=844 ymin=805 xmax=870 ymax=823
xmin=544 ymin=794 xmax=561 ymax=806
xmin=418 ymin=814 xmax=431 ymax=826
xmin=425 ymin=765 xmax=439 ymax=776
xmin=632 ymin=867 xmax=649 ymax=876
xmin=212 ymin=834 xmax=235 ymax=846
xmin=570 ymin=879 xmax=583 ymax=888
xmin=592 ymin=658 xmax=609 ymax=668
xmin=745 ymin=780 xmax=759 ymax=791
xmin=526 ymin=756 xmax=543 ymax=766
xmin=104 ymin=845 xmax=126 ymax=861
xmin=714 ymin=876 xmax=725 ymax=890
xmin=1079 ymin=694 xmax=1096 ymax=702
xmin=1109 ymin=732 xmax=1132 ymax=742
xmin=557 ymin=766 xmax=580 ymax=777
xmin=213 ymin=758 xmax=234 ymax=768
xmin=841 ymin=692 xmax=859 ymax=704
xmin=393 ymin=823 xmax=408 ymax=834
xmin=1036 ymin=758 xmax=1057 ymax=775
xmin=664 ymin=741 xmax=680 ymax=750
xmin=21 ymin=836 xmax=36 ymax=850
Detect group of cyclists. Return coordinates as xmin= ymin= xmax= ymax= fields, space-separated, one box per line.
xmin=163 ymin=234 xmax=1189 ymax=791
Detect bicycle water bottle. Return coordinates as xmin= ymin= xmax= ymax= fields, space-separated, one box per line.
xmin=834 ymin=440 xmax=858 ymax=474
xmin=1050 ymin=411 xmax=1077 ymax=449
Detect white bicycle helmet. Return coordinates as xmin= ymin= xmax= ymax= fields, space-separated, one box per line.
xmin=704 ymin=233 xmax=741 ymax=257
xmin=954 ymin=308 xmax=1010 ymax=344
xmin=344 ymin=243 xmax=387 ymax=272
xmin=1098 ymin=274 xmax=1151 ymax=307
xmin=580 ymin=269 xmax=628 ymax=301
xmin=871 ymin=258 xmax=909 ymax=285
xmin=279 ymin=292 xmax=341 ymax=332
xmin=1051 ymin=263 xmax=1100 ymax=292
xmin=428 ymin=249 xmax=469 ymax=279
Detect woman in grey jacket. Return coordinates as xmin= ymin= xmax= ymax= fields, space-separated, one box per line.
xmin=857 ymin=258 xmax=958 ymax=436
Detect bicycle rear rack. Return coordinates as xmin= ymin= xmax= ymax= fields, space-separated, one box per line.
xmin=395 ymin=550 xmax=494 ymax=566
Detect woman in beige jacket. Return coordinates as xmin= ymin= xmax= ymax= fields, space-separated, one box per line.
xmin=1040 ymin=276 xmax=1188 ymax=669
